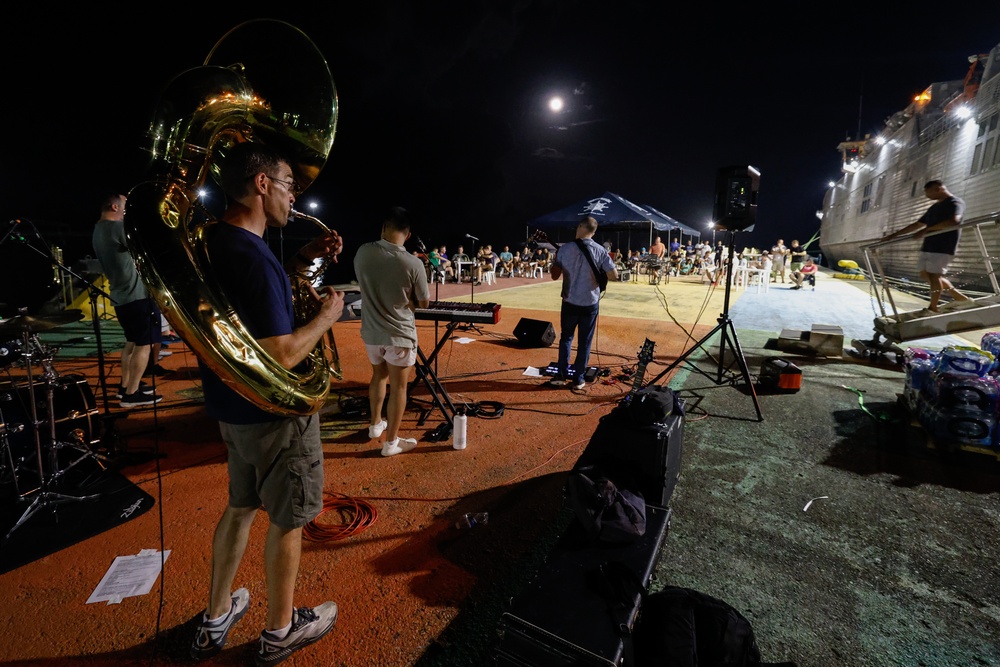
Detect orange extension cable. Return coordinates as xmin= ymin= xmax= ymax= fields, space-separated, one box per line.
xmin=303 ymin=492 xmax=379 ymax=542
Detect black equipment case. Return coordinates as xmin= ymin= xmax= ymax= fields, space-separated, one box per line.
xmin=574 ymin=412 xmax=684 ymax=510
xmin=495 ymin=505 xmax=671 ymax=667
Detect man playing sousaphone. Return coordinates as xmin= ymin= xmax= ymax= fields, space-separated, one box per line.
xmin=190 ymin=142 xmax=344 ymax=664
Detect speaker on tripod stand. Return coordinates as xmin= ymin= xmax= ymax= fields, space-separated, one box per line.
xmin=646 ymin=165 xmax=764 ymax=422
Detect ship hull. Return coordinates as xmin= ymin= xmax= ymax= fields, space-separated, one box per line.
xmin=819 ymin=41 xmax=1000 ymax=293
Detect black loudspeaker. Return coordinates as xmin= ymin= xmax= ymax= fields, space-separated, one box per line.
xmin=574 ymin=411 xmax=684 ymax=510
xmin=514 ymin=318 xmax=556 ymax=347
xmin=713 ymin=164 xmax=760 ymax=232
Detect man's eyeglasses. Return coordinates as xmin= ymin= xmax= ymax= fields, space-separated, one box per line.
xmin=265 ymin=174 xmax=299 ymax=195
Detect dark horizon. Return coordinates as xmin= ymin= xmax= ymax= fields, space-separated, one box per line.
xmin=2 ymin=5 xmax=996 ymax=281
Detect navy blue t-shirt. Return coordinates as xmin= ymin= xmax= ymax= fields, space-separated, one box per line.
xmin=199 ymin=222 xmax=296 ymax=424
xmin=919 ymin=195 xmax=965 ymax=255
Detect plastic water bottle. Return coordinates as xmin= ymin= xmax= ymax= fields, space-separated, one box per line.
xmin=455 ymin=512 xmax=488 ymax=529
xmin=452 ymin=409 xmax=467 ymax=450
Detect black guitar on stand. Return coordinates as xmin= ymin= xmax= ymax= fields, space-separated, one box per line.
xmin=530 ymin=230 xmax=608 ymax=294
xmin=621 ymin=338 xmax=655 ymax=405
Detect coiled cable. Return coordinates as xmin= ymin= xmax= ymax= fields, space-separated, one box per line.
xmin=304 ymin=492 xmax=379 ymax=542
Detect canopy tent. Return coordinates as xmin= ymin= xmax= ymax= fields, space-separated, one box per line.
xmin=644 ymin=205 xmax=703 ymax=246
xmin=527 ymin=191 xmax=698 ymax=252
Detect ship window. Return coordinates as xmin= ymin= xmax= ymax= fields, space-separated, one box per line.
xmin=979 ymin=121 xmax=989 ymax=138
xmin=971 ymin=143 xmax=983 ymax=175
xmin=991 ymin=113 xmax=999 ymax=132
xmin=984 ymin=137 xmax=997 ymax=171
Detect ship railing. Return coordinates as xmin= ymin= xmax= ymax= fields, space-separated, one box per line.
xmin=859 ymin=210 xmax=1000 ymax=321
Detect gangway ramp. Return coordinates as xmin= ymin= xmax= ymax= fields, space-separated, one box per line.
xmin=859 ymin=211 xmax=1000 ymax=351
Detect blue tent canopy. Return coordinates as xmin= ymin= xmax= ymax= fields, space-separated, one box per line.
xmin=527 ymin=191 xmax=699 ymax=249
xmin=643 ymin=204 xmax=703 ymax=241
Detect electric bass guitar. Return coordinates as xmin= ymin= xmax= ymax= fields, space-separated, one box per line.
xmin=530 ymin=229 xmax=608 ymax=293
xmin=621 ymin=338 xmax=656 ymax=404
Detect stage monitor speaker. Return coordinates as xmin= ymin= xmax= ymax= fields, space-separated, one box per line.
xmin=514 ymin=318 xmax=556 ymax=347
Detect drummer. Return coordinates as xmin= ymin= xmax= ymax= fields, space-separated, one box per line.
xmin=648 ymin=235 xmax=667 ymax=284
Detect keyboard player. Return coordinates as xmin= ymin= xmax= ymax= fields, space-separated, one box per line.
xmin=354 ymin=207 xmax=430 ymax=457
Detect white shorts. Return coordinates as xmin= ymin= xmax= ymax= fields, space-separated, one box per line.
xmin=918 ymin=252 xmax=952 ymax=275
xmin=365 ymin=344 xmax=417 ymax=367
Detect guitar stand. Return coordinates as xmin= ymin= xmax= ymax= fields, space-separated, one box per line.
xmin=646 ymin=233 xmax=763 ymax=422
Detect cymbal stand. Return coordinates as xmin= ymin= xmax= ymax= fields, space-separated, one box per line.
xmin=19 ymin=239 xmax=124 ymax=454
xmin=4 ymin=328 xmax=100 ymax=542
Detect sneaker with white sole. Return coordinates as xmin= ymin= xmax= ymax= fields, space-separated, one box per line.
xmin=573 ymin=378 xmax=587 ymax=390
xmin=255 ymin=602 xmax=338 ymax=666
xmin=190 ymin=588 xmax=250 ymax=660
xmin=381 ymin=437 xmax=417 ymax=457
xmin=368 ymin=419 xmax=387 ymax=438
xmin=120 ymin=390 xmax=163 ymax=407
xmin=115 ymin=381 xmax=155 ymax=399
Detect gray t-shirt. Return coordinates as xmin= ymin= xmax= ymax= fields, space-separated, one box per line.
xmin=354 ymin=238 xmax=430 ymax=348
xmin=553 ymin=238 xmax=614 ymax=307
xmin=91 ymin=218 xmax=148 ymax=306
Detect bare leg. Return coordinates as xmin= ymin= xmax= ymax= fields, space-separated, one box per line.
xmin=384 ymin=363 xmax=412 ymax=442
xmin=206 ymin=505 xmax=257 ymax=619
xmin=924 ymin=271 xmax=943 ymax=311
xmin=940 ymin=276 xmax=970 ymax=302
xmin=264 ymin=523 xmax=302 ymax=631
xmin=123 ymin=342 xmax=151 ymax=394
xmin=368 ymin=361 xmax=389 ymax=430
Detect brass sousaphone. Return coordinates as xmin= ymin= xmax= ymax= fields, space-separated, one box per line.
xmin=125 ymin=20 xmax=340 ymax=416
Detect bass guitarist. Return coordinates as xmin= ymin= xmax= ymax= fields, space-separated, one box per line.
xmin=545 ymin=215 xmax=618 ymax=390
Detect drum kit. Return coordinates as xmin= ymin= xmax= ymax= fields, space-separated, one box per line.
xmin=0 ymin=309 xmax=104 ymax=540
xmin=0 ymin=218 xmax=145 ymax=541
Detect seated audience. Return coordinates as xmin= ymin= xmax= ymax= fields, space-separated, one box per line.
xmin=790 ymin=256 xmax=817 ymax=290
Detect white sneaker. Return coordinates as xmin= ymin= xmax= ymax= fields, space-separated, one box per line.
xmin=381 ymin=437 xmax=417 ymax=457
xmin=368 ymin=419 xmax=387 ymax=438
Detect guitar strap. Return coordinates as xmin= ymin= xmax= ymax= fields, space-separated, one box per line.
xmin=574 ymin=239 xmax=606 ymax=292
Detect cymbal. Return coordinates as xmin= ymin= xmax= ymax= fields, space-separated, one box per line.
xmin=0 ymin=310 xmax=84 ymax=337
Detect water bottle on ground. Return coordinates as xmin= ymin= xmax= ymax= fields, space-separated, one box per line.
xmin=455 ymin=512 xmax=489 ymax=529
xmin=453 ymin=408 xmax=468 ymax=450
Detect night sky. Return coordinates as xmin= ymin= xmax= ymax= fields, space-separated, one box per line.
xmin=2 ymin=4 xmax=998 ymax=283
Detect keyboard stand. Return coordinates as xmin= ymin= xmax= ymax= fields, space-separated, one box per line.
xmin=412 ymin=346 xmax=458 ymax=429
xmin=424 ymin=321 xmax=461 ymax=368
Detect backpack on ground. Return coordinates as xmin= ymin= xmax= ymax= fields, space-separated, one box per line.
xmin=632 ymin=586 xmax=798 ymax=667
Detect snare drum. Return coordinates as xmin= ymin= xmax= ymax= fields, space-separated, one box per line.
xmin=0 ymin=374 xmax=100 ymax=466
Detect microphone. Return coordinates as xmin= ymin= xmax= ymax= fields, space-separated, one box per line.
xmin=465 ymin=234 xmax=479 ymax=241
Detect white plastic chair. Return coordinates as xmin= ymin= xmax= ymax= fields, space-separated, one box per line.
xmin=747 ymin=259 xmax=772 ymax=293
xmin=482 ymin=268 xmax=496 ymax=285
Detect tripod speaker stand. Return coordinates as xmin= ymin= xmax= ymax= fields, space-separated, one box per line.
xmin=646 ymin=232 xmax=762 ymax=421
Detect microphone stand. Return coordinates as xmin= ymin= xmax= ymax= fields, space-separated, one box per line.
xmin=461 ymin=237 xmax=485 ymax=335
xmin=467 ymin=238 xmax=478 ymax=304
